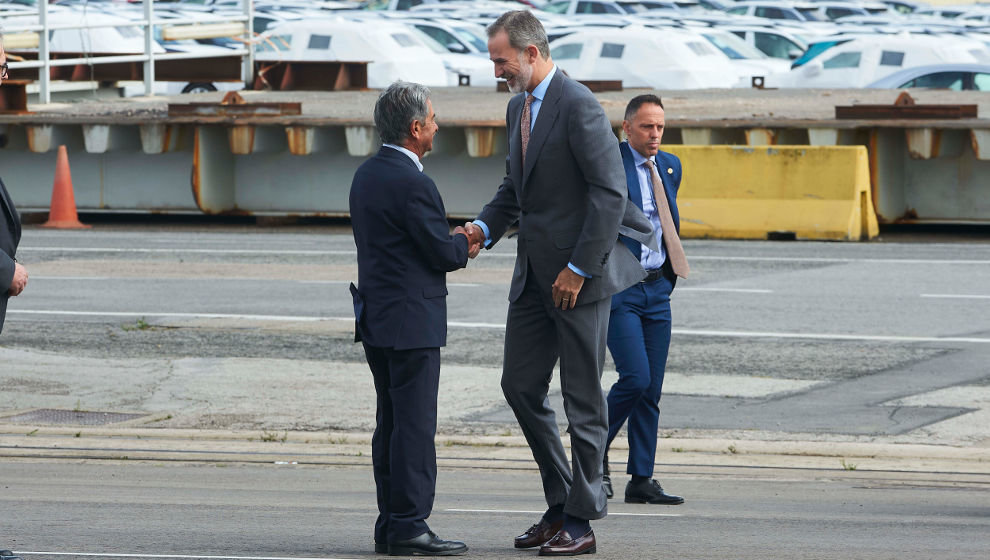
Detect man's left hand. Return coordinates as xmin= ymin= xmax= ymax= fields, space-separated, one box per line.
xmin=552 ymin=267 xmax=584 ymax=310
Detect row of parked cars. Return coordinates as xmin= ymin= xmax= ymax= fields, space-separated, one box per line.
xmin=3 ymin=0 xmax=990 ymax=92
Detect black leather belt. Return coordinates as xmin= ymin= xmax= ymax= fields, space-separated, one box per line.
xmin=642 ymin=268 xmax=664 ymax=283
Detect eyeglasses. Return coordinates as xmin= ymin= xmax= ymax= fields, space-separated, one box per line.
xmin=0 ymin=63 xmax=8 ymax=80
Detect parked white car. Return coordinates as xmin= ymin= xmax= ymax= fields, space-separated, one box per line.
xmin=866 ymin=62 xmax=990 ymax=90
xmin=256 ymin=19 xmax=492 ymax=88
xmin=768 ymin=33 xmax=990 ymax=87
xmin=548 ymin=25 xmax=750 ymax=89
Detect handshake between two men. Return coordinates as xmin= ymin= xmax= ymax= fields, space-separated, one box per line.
xmin=452 ymin=222 xmax=485 ymax=260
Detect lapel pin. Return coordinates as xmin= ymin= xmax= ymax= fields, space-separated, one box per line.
xmin=667 ymin=167 xmax=673 ymax=175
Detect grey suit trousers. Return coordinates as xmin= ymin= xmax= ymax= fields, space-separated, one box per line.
xmin=500 ymin=265 xmax=610 ymax=521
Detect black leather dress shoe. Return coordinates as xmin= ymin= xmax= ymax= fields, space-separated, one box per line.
xmin=389 ymin=531 xmax=468 ymax=556
xmin=625 ymin=479 xmax=685 ymax=505
xmin=602 ymin=453 xmax=613 ymax=499
xmin=515 ymin=518 xmax=564 ymax=548
xmin=538 ymin=529 xmax=596 ymax=556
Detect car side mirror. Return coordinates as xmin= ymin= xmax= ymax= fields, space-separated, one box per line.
xmin=788 ymin=48 xmax=802 ymax=60
xmin=447 ymin=42 xmax=468 ymax=54
xmin=804 ymin=59 xmax=823 ymax=76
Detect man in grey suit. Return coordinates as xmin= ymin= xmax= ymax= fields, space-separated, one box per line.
xmin=1 ymin=39 xmax=28 ymax=335
xmin=465 ymin=10 xmax=654 ymax=556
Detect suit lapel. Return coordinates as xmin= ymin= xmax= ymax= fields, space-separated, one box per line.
xmin=620 ymin=142 xmax=643 ymax=210
xmin=655 ymin=152 xmax=679 ymax=232
xmin=0 ymin=179 xmax=20 ymax=244
xmin=521 ymin=71 xmax=562 ymax=188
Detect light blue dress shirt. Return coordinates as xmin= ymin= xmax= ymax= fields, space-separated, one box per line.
xmin=473 ymin=66 xmax=591 ymax=278
xmin=383 ymin=143 xmax=423 ymax=172
xmin=629 ymin=149 xmax=667 ymax=270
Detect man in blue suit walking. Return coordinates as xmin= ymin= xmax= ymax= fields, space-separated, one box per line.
xmin=349 ymin=81 xmax=480 ymax=556
xmin=602 ymin=94 xmax=689 ymax=506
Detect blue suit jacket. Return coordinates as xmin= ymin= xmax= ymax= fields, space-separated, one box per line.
xmin=617 ymin=142 xmax=681 ymax=282
xmin=349 ymin=147 xmax=469 ymax=351
xmin=0 ymin=177 xmax=22 ymax=334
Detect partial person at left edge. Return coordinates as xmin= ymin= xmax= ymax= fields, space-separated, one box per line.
xmin=1 ymin=34 xmax=29 ymax=337
xmin=348 ymin=81 xmax=481 ymax=557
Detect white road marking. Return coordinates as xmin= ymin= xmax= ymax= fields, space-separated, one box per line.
xmin=17 ymin=553 xmax=361 ymax=560
xmin=678 ymin=288 xmax=772 ymax=294
xmin=18 ymin=247 xmax=345 ymax=256
xmin=298 ymin=281 xmax=482 ymax=288
xmin=19 ymin=248 xmax=990 ymax=264
xmin=446 ymin=508 xmax=680 ymax=518
xmin=921 ymin=294 xmax=990 ymax=300
xmin=688 ymin=256 xmax=990 ymax=265
xmin=9 ymin=310 xmax=327 ymax=322
xmin=9 ymin=312 xmax=990 ymax=344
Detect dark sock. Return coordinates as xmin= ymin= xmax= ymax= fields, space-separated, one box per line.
xmin=543 ymin=504 xmax=564 ymax=524
xmin=632 ymin=475 xmax=649 ymax=484
xmin=562 ymin=514 xmax=591 ymax=536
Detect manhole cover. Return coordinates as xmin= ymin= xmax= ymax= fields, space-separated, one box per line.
xmin=0 ymin=409 xmax=145 ymax=426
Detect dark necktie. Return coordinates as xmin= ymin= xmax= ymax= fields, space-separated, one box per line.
xmin=520 ymin=94 xmax=535 ymax=167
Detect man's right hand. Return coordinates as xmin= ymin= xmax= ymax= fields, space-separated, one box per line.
xmin=453 ymin=226 xmax=482 ymax=258
xmin=8 ymin=262 xmax=27 ymax=297
xmin=462 ymin=223 xmax=485 ymax=258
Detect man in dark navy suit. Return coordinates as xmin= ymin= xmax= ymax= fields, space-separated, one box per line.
xmin=1 ymin=38 xmax=29 ymax=335
xmin=602 ymin=94 xmax=689 ymax=506
xmin=349 ymin=81 xmax=479 ymax=556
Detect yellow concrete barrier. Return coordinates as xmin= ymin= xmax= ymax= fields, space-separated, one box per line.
xmin=665 ymin=145 xmax=880 ymax=241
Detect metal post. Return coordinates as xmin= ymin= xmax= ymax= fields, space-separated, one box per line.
xmin=243 ymin=0 xmax=255 ymax=90
xmin=144 ymin=0 xmax=155 ymax=96
xmin=39 ymin=0 xmax=50 ymax=104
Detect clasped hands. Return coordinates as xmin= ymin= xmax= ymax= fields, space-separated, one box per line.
xmin=453 ymin=222 xmax=485 ymax=259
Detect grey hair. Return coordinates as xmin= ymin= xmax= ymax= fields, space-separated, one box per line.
xmin=374 ymin=81 xmax=431 ymax=146
xmin=487 ymin=10 xmax=550 ymax=60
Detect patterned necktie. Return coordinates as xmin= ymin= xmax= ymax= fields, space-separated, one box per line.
xmin=645 ymin=160 xmax=689 ymax=278
xmin=520 ymin=94 xmax=535 ymax=167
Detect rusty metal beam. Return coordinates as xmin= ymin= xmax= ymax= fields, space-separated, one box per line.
xmin=6 ymin=51 xmax=242 ymax=82
xmin=0 ymin=80 xmax=29 ymax=113
xmin=253 ymin=61 xmax=368 ymax=92
xmin=837 ymin=104 xmax=977 ymax=120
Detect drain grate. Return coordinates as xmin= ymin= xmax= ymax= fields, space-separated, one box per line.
xmin=0 ymin=409 xmax=146 ymax=426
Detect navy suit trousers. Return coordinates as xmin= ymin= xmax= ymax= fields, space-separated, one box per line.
xmin=362 ymin=343 xmax=440 ymax=544
xmin=605 ymin=275 xmax=673 ymax=478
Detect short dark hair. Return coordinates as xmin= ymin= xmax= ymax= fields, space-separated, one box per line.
xmin=624 ymin=94 xmax=664 ymax=121
xmin=487 ymin=10 xmax=550 ymax=60
xmin=374 ymin=81 xmax=431 ymax=146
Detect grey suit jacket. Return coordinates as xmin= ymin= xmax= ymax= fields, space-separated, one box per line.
xmin=1 ymin=177 xmax=23 ymax=334
xmin=478 ymin=70 xmax=654 ymax=304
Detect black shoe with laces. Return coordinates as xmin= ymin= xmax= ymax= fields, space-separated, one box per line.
xmin=624 ymin=479 xmax=684 ymax=505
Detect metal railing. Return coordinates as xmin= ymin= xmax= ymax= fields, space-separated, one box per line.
xmin=4 ymin=0 xmax=255 ymax=103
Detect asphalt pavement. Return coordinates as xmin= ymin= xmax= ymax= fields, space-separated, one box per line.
xmin=1 ymin=222 xmax=989 ymax=559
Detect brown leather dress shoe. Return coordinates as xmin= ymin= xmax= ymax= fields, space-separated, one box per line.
xmin=538 ymin=529 xmax=596 ymax=556
xmin=514 ymin=518 xmax=564 ymax=549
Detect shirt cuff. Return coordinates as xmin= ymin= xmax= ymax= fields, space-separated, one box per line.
xmin=568 ymin=263 xmax=591 ymax=278
xmin=472 ymin=219 xmax=492 ymax=248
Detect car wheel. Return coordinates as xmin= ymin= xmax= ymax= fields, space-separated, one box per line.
xmin=181 ymin=82 xmax=218 ymax=94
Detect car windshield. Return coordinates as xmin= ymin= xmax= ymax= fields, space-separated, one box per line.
xmin=796 ymin=8 xmax=824 ymax=21
xmin=704 ymin=31 xmax=768 ymax=59
xmin=453 ymin=26 xmax=488 ymax=52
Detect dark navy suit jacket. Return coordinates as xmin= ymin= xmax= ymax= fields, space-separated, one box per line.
xmin=617 ymin=141 xmax=681 ymax=284
xmin=349 ymin=147 xmax=469 ymax=351
xmin=0 ymin=177 xmax=22 ymax=334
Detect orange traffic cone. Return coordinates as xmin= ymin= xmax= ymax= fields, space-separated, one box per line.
xmin=41 ymin=145 xmax=90 ymax=229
